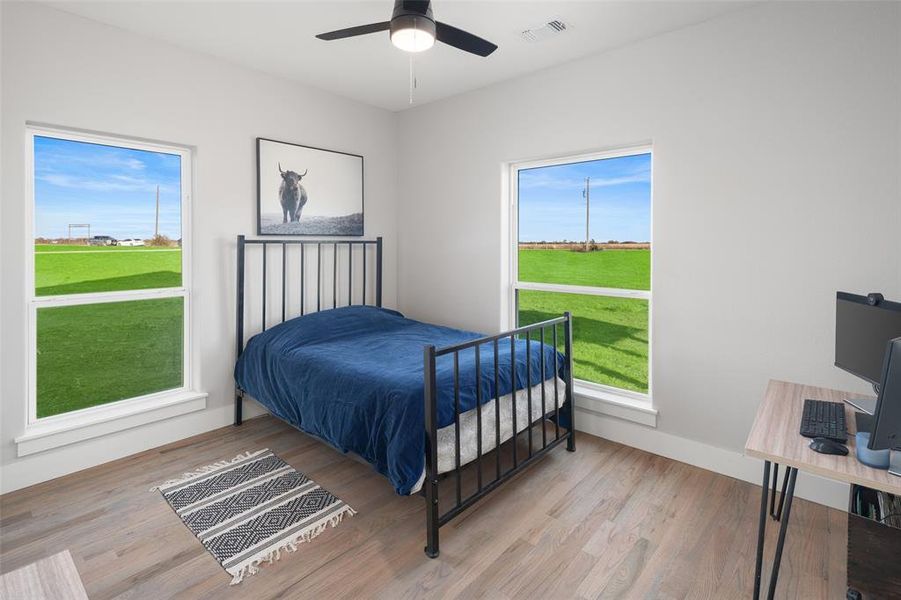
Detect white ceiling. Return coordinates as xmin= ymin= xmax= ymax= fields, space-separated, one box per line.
xmin=45 ymin=1 xmax=753 ymax=112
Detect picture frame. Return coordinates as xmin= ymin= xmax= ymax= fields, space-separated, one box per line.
xmin=256 ymin=137 xmax=364 ymax=236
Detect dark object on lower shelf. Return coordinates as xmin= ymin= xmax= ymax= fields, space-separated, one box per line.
xmin=847 ymin=484 xmax=901 ymax=599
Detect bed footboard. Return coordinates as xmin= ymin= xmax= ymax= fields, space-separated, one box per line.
xmin=423 ymin=312 xmax=575 ymax=558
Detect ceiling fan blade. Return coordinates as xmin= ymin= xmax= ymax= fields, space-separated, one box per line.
xmin=435 ymin=21 xmax=497 ymax=57
xmin=316 ymin=22 xmax=390 ymax=41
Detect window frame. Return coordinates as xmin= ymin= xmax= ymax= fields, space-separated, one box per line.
xmin=24 ymin=125 xmax=194 ymax=427
xmin=508 ymin=144 xmax=653 ymax=402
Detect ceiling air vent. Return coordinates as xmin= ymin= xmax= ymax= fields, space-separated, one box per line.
xmin=520 ymin=19 xmax=570 ymax=43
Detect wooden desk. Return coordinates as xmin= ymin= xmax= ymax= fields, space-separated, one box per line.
xmin=747 ymin=380 xmax=901 ymax=495
xmin=744 ymin=380 xmax=901 ymax=600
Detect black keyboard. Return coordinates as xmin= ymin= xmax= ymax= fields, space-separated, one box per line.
xmin=800 ymin=399 xmax=847 ymax=442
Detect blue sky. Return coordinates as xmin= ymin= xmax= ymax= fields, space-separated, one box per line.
xmin=34 ymin=136 xmax=181 ymax=240
xmin=518 ymin=153 xmax=651 ymax=243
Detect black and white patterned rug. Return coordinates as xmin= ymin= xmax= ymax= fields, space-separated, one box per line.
xmin=152 ymin=449 xmax=355 ymax=584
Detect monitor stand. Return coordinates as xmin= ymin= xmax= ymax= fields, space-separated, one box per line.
xmin=848 ymin=404 xmax=900 ymax=478
xmin=844 ymin=397 xmax=877 ymax=415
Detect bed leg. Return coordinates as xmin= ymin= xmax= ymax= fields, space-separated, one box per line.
xmin=235 ymin=389 xmax=243 ymax=426
xmin=425 ymin=478 xmax=439 ymax=558
xmin=567 ymin=398 xmax=576 ymax=452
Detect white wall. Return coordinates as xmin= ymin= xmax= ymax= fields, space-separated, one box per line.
xmin=0 ymin=2 xmax=398 ymax=493
xmin=396 ymin=1 xmax=901 ymax=459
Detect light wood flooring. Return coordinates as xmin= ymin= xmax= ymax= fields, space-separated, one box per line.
xmin=0 ymin=416 xmax=847 ymax=599
xmin=0 ymin=550 xmax=89 ymax=600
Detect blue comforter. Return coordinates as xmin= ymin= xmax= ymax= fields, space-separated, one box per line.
xmin=234 ymin=306 xmax=566 ymax=495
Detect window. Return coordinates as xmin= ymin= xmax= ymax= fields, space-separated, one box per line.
xmin=511 ymin=147 xmax=652 ymax=399
xmin=27 ymin=127 xmax=191 ymax=422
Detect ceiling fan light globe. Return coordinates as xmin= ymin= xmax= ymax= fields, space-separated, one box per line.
xmin=390 ymin=14 xmax=436 ymax=53
xmin=391 ymin=28 xmax=435 ymax=52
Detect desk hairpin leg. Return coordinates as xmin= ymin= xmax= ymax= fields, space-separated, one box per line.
xmin=769 ymin=464 xmax=779 ymax=518
xmin=769 ymin=463 xmax=791 ymax=522
xmin=754 ymin=461 xmax=772 ymax=599
xmin=754 ymin=461 xmax=799 ymax=600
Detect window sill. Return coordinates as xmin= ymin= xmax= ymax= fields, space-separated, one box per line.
xmin=573 ymin=383 xmax=657 ymax=427
xmin=15 ymin=390 xmax=208 ymax=457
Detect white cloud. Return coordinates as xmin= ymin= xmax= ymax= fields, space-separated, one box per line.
xmin=37 ymin=172 xmax=175 ymax=194
xmin=36 ymin=149 xmax=147 ymax=173
xmin=519 ymin=170 xmax=650 ymax=191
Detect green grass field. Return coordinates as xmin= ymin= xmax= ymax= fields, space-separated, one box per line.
xmin=36 ymin=298 xmax=183 ymax=418
xmin=518 ymin=249 xmax=650 ymax=393
xmin=35 ymin=245 xmax=181 ymax=296
xmin=35 ymin=244 xmax=176 ymax=252
xmin=518 ymin=248 xmax=650 ymax=290
xmin=35 ymin=245 xmax=184 ymax=417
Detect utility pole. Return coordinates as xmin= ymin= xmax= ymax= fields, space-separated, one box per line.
xmin=154 ymin=185 xmax=160 ymax=239
xmin=584 ymin=177 xmax=591 ymax=251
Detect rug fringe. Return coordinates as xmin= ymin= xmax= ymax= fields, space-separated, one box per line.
xmin=149 ymin=449 xmax=268 ymax=492
xmin=227 ymin=505 xmax=357 ymax=585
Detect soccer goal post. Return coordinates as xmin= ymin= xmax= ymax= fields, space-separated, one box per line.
xmin=67 ymin=223 xmax=91 ymax=241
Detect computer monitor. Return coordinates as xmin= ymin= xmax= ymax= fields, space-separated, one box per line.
xmin=835 ymin=292 xmax=901 ymax=386
xmin=869 ymin=338 xmax=901 ymax=451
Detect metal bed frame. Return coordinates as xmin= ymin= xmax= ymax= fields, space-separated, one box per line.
xmin=234 ymin=235 xmax=575 ymax=558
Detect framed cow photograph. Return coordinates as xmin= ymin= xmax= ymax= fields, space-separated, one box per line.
xmin=256 ymin=138 xmax=363 ymax=236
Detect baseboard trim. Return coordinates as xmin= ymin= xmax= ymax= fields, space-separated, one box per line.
xmin=575 ymin=406 xmax=849 ymax=511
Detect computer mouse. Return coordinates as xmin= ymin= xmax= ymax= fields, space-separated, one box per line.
xmin=809 ymin=437 xmax=849 ymax=456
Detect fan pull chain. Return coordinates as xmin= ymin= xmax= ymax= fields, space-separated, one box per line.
xmin=408 ymin=54 xmax=416 ymax=105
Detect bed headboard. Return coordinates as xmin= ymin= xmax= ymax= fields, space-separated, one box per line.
xmin=235 ymin=235 xmax=383 ymax=358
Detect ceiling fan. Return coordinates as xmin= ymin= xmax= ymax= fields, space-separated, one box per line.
xmin=316 ymin=0 xmax=498 ymax=57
